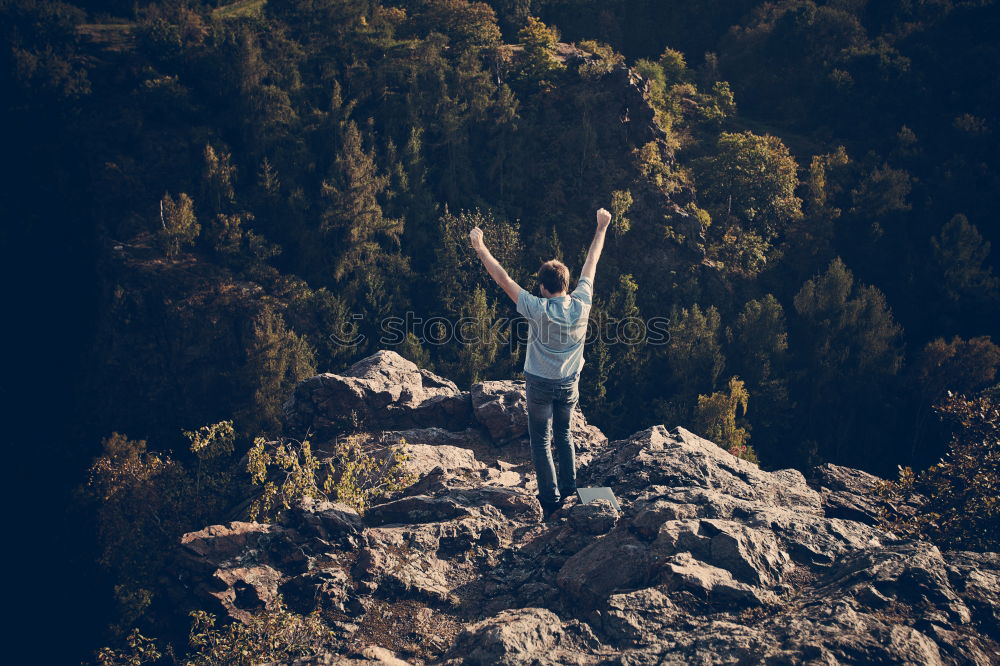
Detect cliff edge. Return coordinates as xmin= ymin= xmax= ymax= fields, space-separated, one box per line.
xmin=169 ymin=351 xmax=1000 ymax=665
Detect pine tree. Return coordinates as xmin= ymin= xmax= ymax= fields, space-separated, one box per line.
xmin=793 ymin=257 xmax=902 ymax=379
xmin=931 ymin=214 xmax=999 ymax=306
xmin=454 ymin=285 xmax=500 ymax=385
xmin=201 ymin=144 xmax=236 ymax=214
xmin=664 ymin=302 xmax=725 ymax=397
xmin=731 ymin=294 xmax=788 ymax=386
xmin=237 ymin=303 xmax=317 ymax=437
xmin=777 ymin=147 xmax=849 ymax=286
xmin=321 ymin=119 xmax=404 ymax=284
xmin=792 ymin=257 xmax=904 ymax=463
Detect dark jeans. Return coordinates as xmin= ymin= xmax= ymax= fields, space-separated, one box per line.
xmin=525 ymin=370 xmax=580 ymax=508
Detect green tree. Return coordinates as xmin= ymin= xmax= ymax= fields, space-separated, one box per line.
xmin=695 ymin=131 xmax=803 ymax=242
xmin=158 ymin=192 xmax=200 ymax=258
xmin=414 ymin=0 xmax=503 ymax=54
xmin=453 ymin=285 xmax=500 ymax=384
xmin=695 ymin=376 xmax=757 ymax=463
xmin=576 ymin=39 xmax=624 ymax=79
xmin=236 ymin=303 xmax=316 ymax=437
xmin=930 ymin=214 xmax=999 ymax=306
xmin=321 ymin=119 xmax=405 ymax=285
xmin=201 ymin=143 xmax=236 ymax=214
xmin=792 ymin=257 xmax=903 ymax=463
xmin=727 ymin=295 xmax=792 ymax=465
xmin=909 ymin=335 xmax=1000 ymax=460
xmin=287 ymin=287 xmax=360 ymax=370
xmin=793 ymin=257 xmax=903 ymax=379
xmin=514 ymin=16 xmax=565 ymax=87
xmin=778 ymin=146 xmax=850 ymax=284
xmin=395 ymin=331 xmax=432 ymax=370
xmin=654 ymin=302 xmax=725 ymax=427
xmin=730 ymin=294 xmax=788 ymax=386
xmin=434 ymin=207 xmax=523 ymax=316
xmin=207 ymin=212 xmax=253 ymax=259
xmin=584 ymin=275 xmax=646 ymax=429
xmin=850 ymin=163 xmax=912 ymax=219
xmin=876 ymin=389 xmax=1000 ymax=552
xmin=609 ymin=189 xmax=633 ymax=236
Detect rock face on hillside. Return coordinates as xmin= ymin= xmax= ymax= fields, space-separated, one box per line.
xmin=174 ymin=351 xmax=1000 ymax=665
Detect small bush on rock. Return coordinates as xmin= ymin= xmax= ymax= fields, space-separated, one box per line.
xmin=248 ymin=432 xmax=413 ymax=519
xmin=186 ymin=603 xmax=332 ymax=665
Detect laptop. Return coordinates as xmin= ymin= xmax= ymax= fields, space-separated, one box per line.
xmin=576 ymin=486 xmax=621 ymax=512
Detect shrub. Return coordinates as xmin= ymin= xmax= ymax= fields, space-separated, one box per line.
xmin=85 ymin=433 xmax=194 ymax=616
xmin=85 ymin=422 xmax=243 ymax=636
xmin=875 ymin=389 xmax=1000 ymax=551
xmin=332 ymin=432 xmax=415 ymax=512
xmin=248 ymin=432 xmax=414 ymax=520
xmin=695 ymin=377 xmax=759 ymax=464
xmin=95 ymin=602 xmax=333 ymax=666
xmin=186 ymin=603 xmax=332 ymax=665
xmin=576 ymin=39 xmax=624 ymax=79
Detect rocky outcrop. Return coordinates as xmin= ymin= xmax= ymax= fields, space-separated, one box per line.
xmin=175 ymin=351 xmax=1000 ymax=665
xmin=283 ymin=351 xmax=473 ymax=439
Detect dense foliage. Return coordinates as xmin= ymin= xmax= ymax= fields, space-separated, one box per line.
xmin=4 ymin=0 xmax=999 ymax=660
xmin=876 ymin=388 xmax=1000 ymax=552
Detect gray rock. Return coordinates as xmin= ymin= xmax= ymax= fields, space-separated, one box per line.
xmin=280 ymin=568 xmax=352 ymax=614
xmin=661 ymin=551 xmax=779 ymax=606
xmin=172 ymin=352 xmax=1000 ymax=664
xmin=593 ymin=586 xmax=679 ymax=645
xmin=945 ymin=550 xmax=1000 ymax=638
xmin=568 ymin=498 xmax=619 ymax=535
xmin=401 ymin=442 xmax=485 ymax=479
xmin=470 ymin=381 xmax=528 ymax=443
xmin=449 ymin=608 xmax=604 ymax=665
xmin=745 ymin=506 xmax=887 ymax=566
xmin=811 ymin=462 xmax=886 ymax=525
xmin=289 ymin=497 xmax=363 ymax=543
xmin=556 ymin=528 xmax=654 ymax=606
xmin=820 ymin=540 xmax=972 ymax=627
xmin=283 ymin=351 xmax=473 ymax=439
xmin=365 ymin=495 xmax=470 ymax=526
xmin=582 ymin=425 xmax=821 ymax=510
xmin=654 ymin=518 xmax=791 ymax=587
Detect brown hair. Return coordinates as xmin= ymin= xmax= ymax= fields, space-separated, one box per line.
xmin=538 ymin=259 xmax=570 ymax=295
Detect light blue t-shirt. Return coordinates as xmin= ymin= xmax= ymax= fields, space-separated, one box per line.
xmin=516 ymin=276 xmax=593 ymax=379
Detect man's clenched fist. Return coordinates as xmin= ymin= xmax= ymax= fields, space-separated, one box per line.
xmin=469 ymin=227 xmax=485 ymax=250
xmin=596 ymin=208 xmax=611 ymax=230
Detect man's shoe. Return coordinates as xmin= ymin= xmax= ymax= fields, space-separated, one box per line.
xmin=559 ymin=490 xmax=577 ymax=505
xmin=540 ymin=502 xmax=561 ymax=522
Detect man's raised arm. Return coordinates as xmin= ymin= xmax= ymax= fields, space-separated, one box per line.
xmin=580 ymin=207 xmax=611 ymax=283
xmin=470 ymin=227 xmax=521 ymax=304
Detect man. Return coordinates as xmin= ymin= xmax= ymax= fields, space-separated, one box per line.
xmin=470 ymin=207 xmax=611 ymax=519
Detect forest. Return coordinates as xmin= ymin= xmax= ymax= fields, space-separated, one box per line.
xmin=3 ymin=0 xmax=998 ymax=661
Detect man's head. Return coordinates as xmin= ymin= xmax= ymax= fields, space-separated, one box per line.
xmin=537 ymin=259 xmax=570 ymax=297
